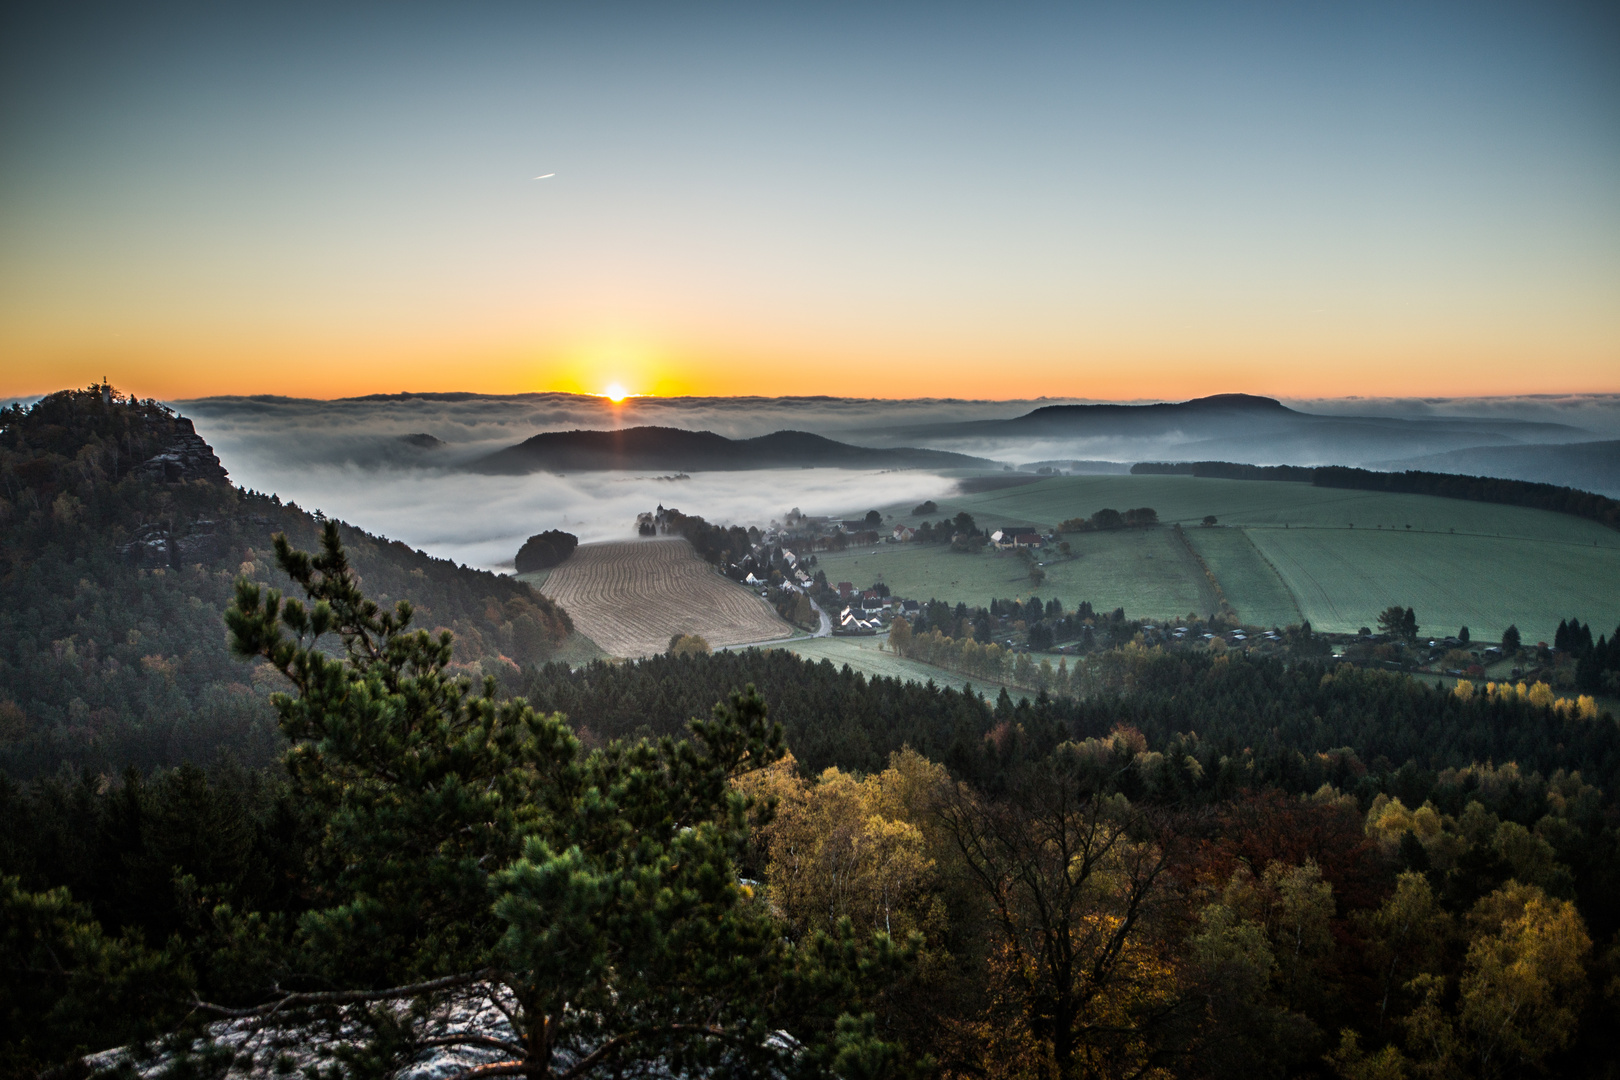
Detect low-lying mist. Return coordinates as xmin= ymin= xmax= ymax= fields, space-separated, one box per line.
xmin=216 ymin=460 xmax=957 ymax=572
xmin=170 ymin=390 xmax=1620 ymax=570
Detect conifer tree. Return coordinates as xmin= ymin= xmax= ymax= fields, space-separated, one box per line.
xmin=221 ymin=523 xmax=912 ymax=1077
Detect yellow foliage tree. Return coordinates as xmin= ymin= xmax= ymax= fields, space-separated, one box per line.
xmin=1459 ymin=883 xmax=1590 ymax=1076
xmin=746 ymin=752 xmax=945 ymax=944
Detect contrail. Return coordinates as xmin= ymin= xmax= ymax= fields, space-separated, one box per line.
xmin=533 ymin=173 xmax=555 ymax=179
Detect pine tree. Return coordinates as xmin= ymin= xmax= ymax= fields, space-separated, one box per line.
xmin=219 ymin=523 xmax=913 ymax=1077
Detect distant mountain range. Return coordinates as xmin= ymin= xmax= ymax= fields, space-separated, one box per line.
xmin=871 ymin=393 xmax=1596 ymax=470
xmin=470 ymin=426 xmax=993 ymax=474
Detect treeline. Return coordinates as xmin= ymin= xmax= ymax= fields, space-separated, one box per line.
xmin=6 ymin=535 xmax=1620 ymax=1077
xmin=0 ymin=387 xmax=573 ymax=779
xmin=1130 ymin=459 xmax=1620 ymax=530
xmin=1315 ymin=465 xmax=1620 ymax=528
xmin=639 ymin=505 xmax=755 ymax=571
xmin=909 ymin=511 xmax=983 ymax=549
xmin=512 ymin=645 xmax=1620 ymax=814
xmin=903 ymin=594 xmax=1117 ymax=650
xmin=1133 ymin=460 xmax=1317 ymax=482
xmin=1557 ymin=617 xmax=1620 ymax=694
xmin=1058 ymin=506 xmax=1159 ymax=531
xmin=515 ymin=648 xmax=998 ymax=777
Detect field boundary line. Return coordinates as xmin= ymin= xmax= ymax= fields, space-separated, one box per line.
xmin=1172 ymin=524 xmax=1234 ymax=622
xmin=1238 ymin=528 xmax=1306 ymax=626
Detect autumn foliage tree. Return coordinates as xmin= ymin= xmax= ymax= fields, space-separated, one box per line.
xmin=933 ymin=745 xmax=1185 ymax=1079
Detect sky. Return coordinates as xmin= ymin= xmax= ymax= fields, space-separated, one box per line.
xmin=2 ymin=1 xmax=1617 ymax=402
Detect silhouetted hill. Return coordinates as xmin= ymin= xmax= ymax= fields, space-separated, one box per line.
xmin=471 ymin=426 xmax=993 ymax=474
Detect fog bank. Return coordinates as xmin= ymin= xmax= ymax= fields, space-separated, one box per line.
xmin=217 ymin=462 xmax=956 ymax=572
xmin=166 ymin=391 xmax=1620 ymax=570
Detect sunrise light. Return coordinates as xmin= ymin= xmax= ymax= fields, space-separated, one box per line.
xmin=603 ymin=384 xmax=629 ymax=403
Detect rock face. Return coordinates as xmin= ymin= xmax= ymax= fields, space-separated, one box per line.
xmin=134 ymin=417 xmax=230 ymax=484
xmin=119 ymin=524 xmax=173 ymax=568
xmin=118 ymin=518 xmax=226 ymax=569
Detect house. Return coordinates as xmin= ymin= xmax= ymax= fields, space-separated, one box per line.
xmin=992 ymin=527 xmax=1041 ymax=549
xmin=837 ymin=581 xmax=854 ymax=599
xmin=836 ymin=608 xmax=881 ymax=635
xmin=892 ymin=525 xmax=915 ymax=542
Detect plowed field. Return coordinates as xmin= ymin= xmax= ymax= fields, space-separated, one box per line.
xmin=539 ymin=538 xmax=791 ymax=658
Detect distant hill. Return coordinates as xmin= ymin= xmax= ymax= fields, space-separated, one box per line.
xmin=471 ymin=426 xmax=993 ymax=474
xmin=1368 ymin=439 xmax=1620 ymax=499
xmin=884 ymin=393 xmax=1588 ymax=465
xmin=0 ymin=385 xmax=575 ymax=778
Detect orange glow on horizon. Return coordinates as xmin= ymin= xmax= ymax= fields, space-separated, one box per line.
xmin=2 ymin=325 xmax=1617 ymax=403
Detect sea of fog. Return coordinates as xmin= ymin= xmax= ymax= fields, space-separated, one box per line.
xmin=172 ymin=391 xmax=1620 ymax=573
xmin=206 ymin=460 xmax=959 ymax=572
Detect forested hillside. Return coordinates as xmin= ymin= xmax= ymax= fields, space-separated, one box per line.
xmin=4 ymin=525 xmax=1620 ymax=1077
xmin=0 ymin=385 xmax=572 ymax=777
xmin=5 ymin=395 xmax=1620 ymax=1079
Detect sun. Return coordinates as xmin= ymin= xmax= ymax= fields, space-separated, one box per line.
xmin=603 ymin=383 xmax=628 ymax=403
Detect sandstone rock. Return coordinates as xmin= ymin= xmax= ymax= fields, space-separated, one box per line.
xmin=134 ymin=418 xmax=230 ymax=485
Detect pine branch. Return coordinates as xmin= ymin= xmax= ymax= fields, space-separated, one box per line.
xmin=191 ymin=968 xmax=492 ymax=1019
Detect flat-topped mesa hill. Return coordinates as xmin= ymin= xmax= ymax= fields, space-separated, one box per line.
xmin=470 ymin=425 xmax=992 ymax=474
xmin=880 ymin=392 xmax=1591 ymax=466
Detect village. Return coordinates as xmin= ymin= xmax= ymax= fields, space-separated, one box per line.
xmin=726 ymin=505 xmax=1061 ymax=636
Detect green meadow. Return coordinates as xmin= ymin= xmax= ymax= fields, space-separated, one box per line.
xmin=838 ymin=474 xmax=1620 ymax=641
xmin=812 ymin=526 xmax=1218 ymax=623
xmin=1180 ymin=526 xmax=1303 ymax=630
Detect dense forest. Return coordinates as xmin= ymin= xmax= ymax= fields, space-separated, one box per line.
xmin=1131 ymin=460 xmax=1620 ymax=530
xmin=5 ymin=391 xmax=1620 ymax=1079
xmin=0 ymin=386 xmax=573 ymax=778
xmin=5 ymin=524 xmax=1619 ymax=1077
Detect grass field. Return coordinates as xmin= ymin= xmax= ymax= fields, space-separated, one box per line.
xmin=1244 ymin=526 xmax=1620 ymax=640
xmin=770 ymin=634 xmax=1011 ymax=700
xmin=843 ymin=474 xmax=1620 ymax=641
xmin=813 ymin=527 xmax=1218 ymax=621
xmin=893 ymin=474 xmax=1620 ymax=546
xmin=1181 ymin=527 xmax=1304 ymax=629
xmin=539 ymin=537 xmax=791 ymax=658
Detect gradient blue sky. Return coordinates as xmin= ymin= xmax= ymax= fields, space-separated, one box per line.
xmin=2 ymin=1 xmax=1616 ymax=400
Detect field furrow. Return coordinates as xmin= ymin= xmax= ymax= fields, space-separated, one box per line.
xmin=539 ymin=537 xmax=792 ymax=658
